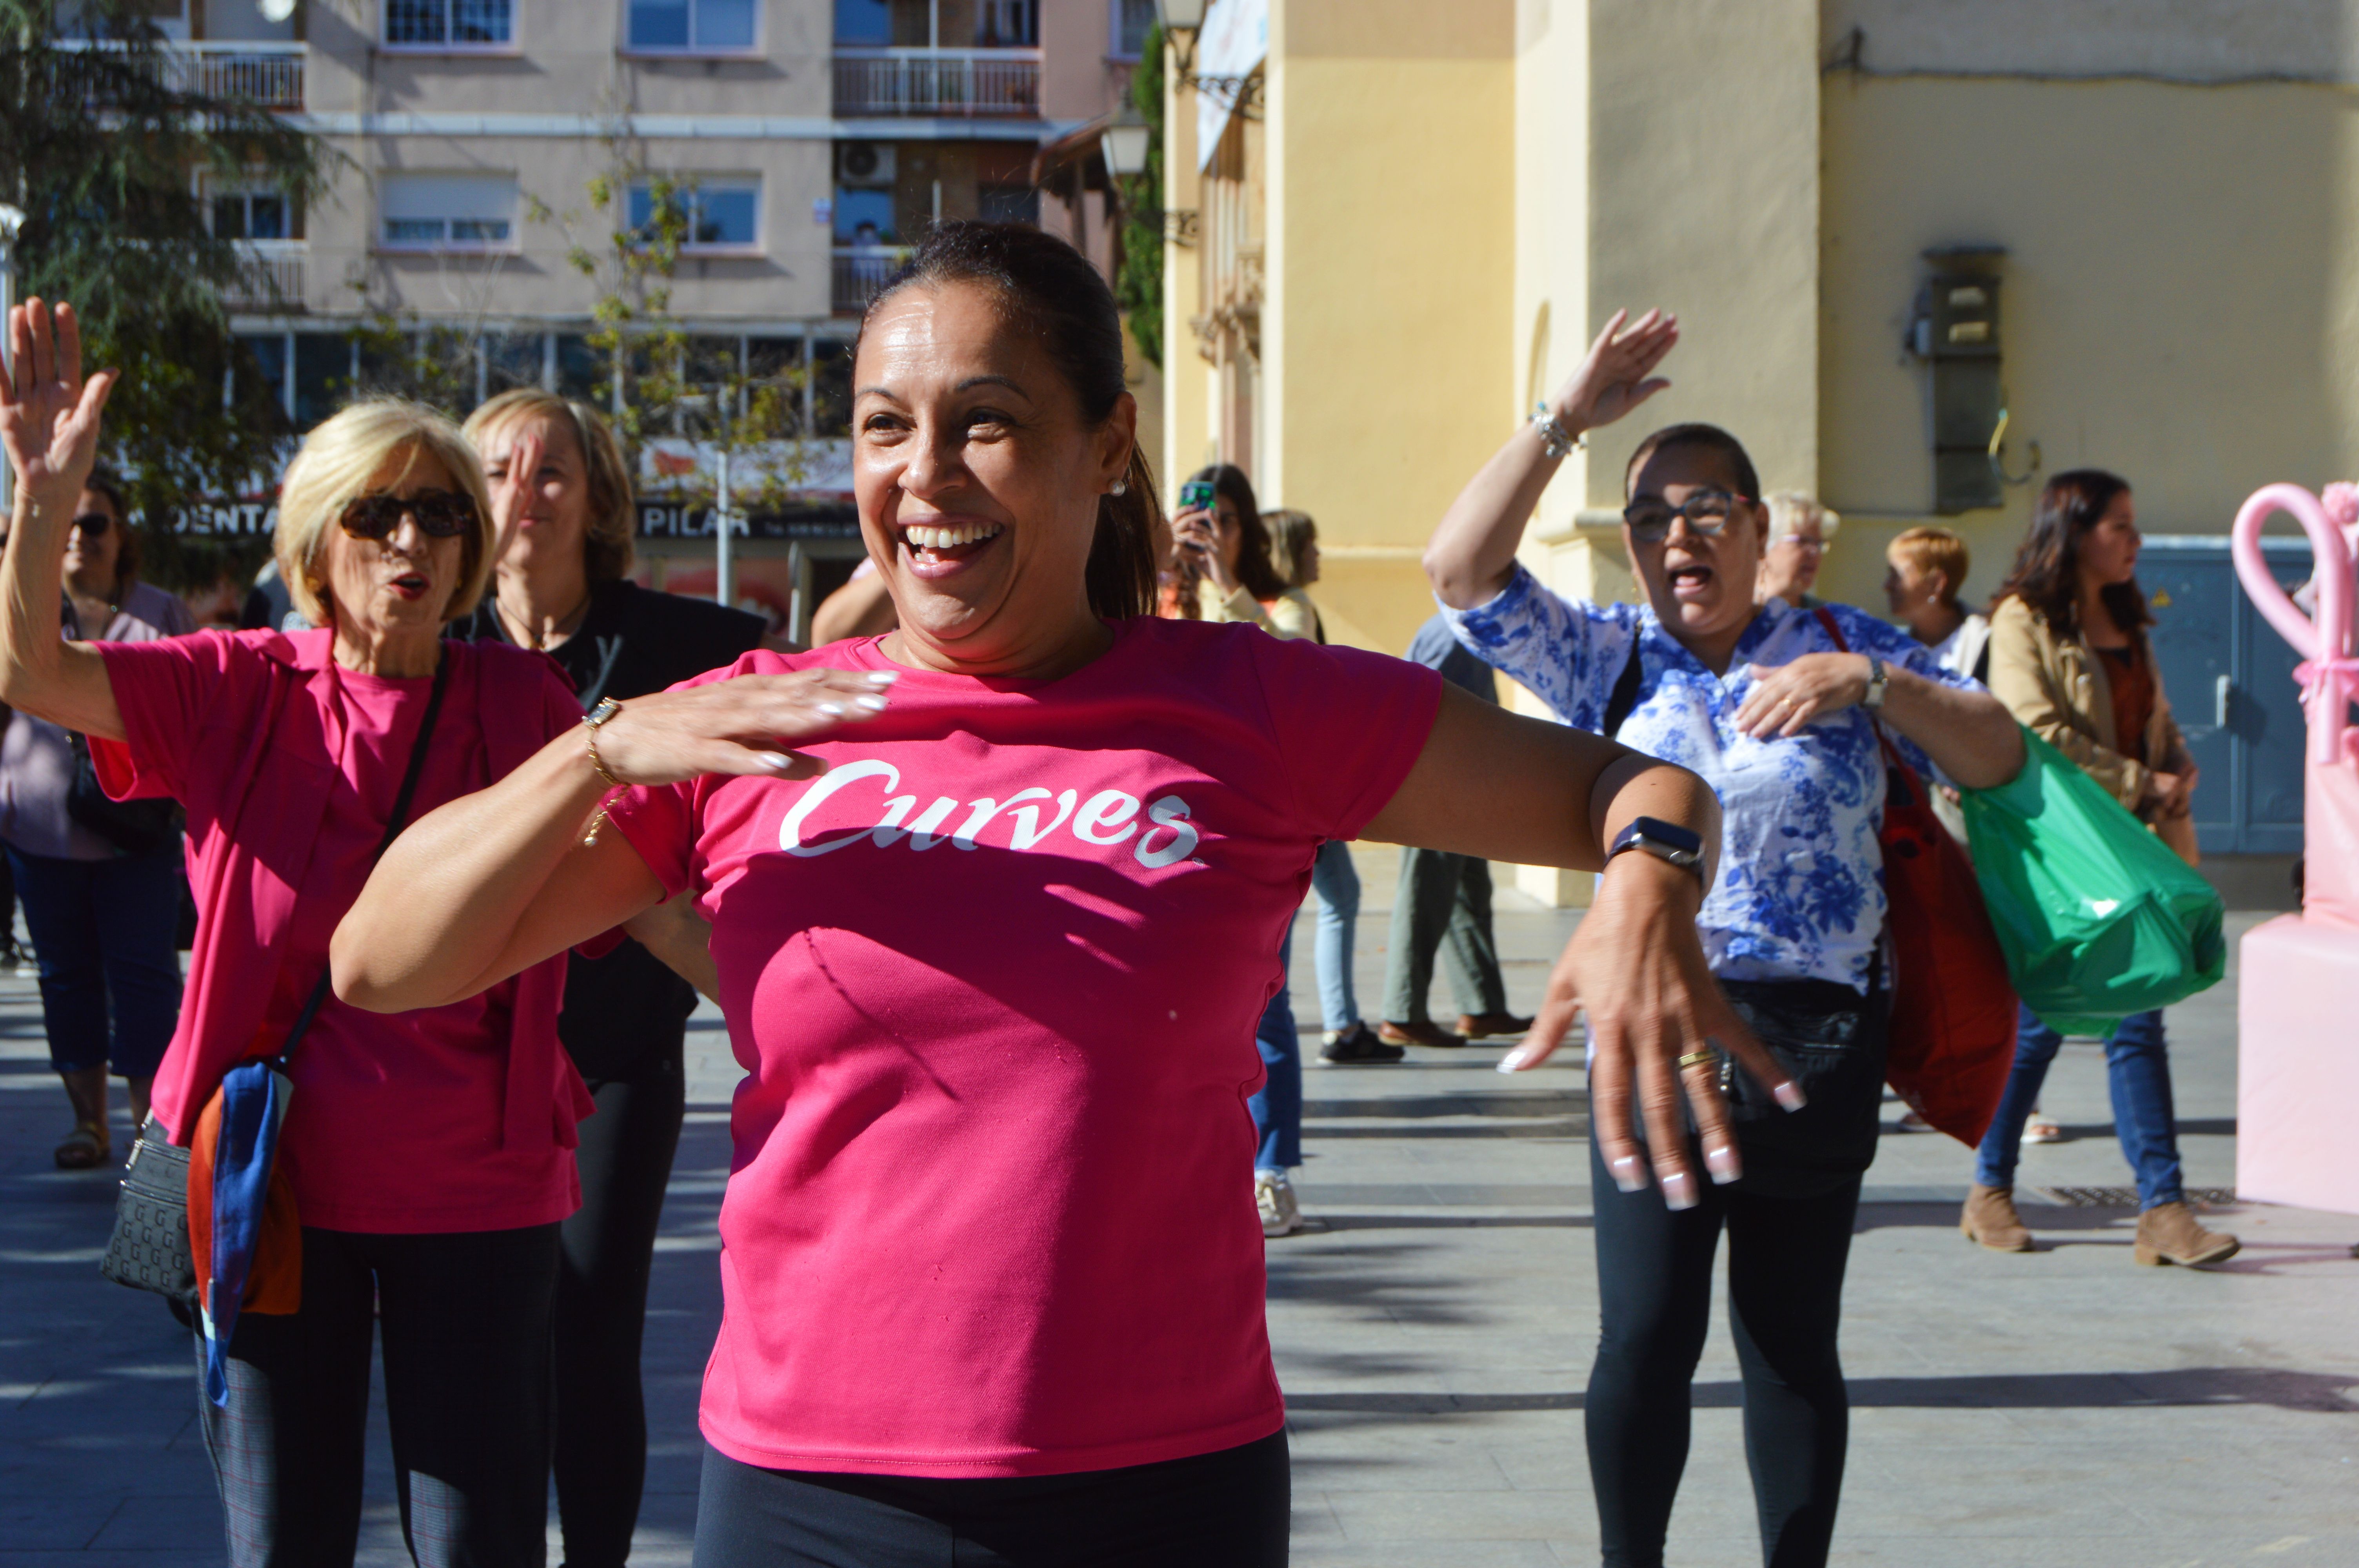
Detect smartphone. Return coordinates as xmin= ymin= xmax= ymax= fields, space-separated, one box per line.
xmin=1177 ymin=478 xmax=1216 ymax=514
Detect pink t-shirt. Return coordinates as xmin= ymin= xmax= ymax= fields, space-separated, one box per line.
xmin=102 ymin=632 xmax=587 ymax=1233
xmin=607 ymin=617 xmax=1441 ymax=1477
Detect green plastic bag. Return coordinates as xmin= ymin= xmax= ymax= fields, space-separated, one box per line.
xmin=1958 ymin=727 xmax=2226 ymax=1036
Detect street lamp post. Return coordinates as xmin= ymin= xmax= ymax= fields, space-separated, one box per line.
xmin=1154 ymin=0 xmax=1204 ymax=75
xmin=0 ymin=205 xmax=25 ymax=516
xmin=1101 ymin=105 xmax=1152 ymax=181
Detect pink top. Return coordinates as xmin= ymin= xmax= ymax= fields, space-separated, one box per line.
xmin=607 ymin=616 xmax=1441 ymax=1477
xmin=95 ymin=629 xmax=594 ymax=1233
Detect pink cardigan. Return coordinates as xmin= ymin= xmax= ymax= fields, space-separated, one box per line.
xmin=92 ymin=628 xmax=590 ymax=1152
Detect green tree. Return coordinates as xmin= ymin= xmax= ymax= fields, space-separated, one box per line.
xmin=0 ymin=0 xmax=330 ymax=589
xmin=1112 ymin=22 xmax=1165 ymax=369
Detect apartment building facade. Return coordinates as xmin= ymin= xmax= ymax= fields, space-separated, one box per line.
xmin=150 ymin=0 xmax=1151 ymax=633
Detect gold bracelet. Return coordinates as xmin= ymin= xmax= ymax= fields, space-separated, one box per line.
xmin=580 ymin=697 xmax=623 ymax=845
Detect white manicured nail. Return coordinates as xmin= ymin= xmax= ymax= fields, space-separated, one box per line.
xmin=1662 ymin=1171 xmax=1698 ymax=1210
xmin=1608 ymin=1155 xmax=1646 ymax=1194
xmin=1774 ymin=1082 xmax=1808 ymax=1112
xmin=815 ymin=701 xmax=845 ymax=716
xmin=756 ymin=753 xmax=795 ymax=771
xmin=1705 ymin=1143 xmax=1741 ymax=1184
xmin=1496 ymin=1047 xmax=1532 ymax=1074
xmin=866 ymin=670 xmax=900 ymax=685
xmin=856 ymin=694 xmax=889 ymax=711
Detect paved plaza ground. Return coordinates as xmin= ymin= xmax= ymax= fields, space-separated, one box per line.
xmin=2 ymin=845 xmax=2354 ymax=1565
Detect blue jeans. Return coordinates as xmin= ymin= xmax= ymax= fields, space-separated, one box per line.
xmin=7 ymin=846 xmax=183 ymax=1078
xmin=1248 ymin=914 xmax=1301 ymax=1172
xmin=1309 ymin=840 xmax=1361 ymax=1033
xmin=1973 ymin=1003 xmax=2184 ymax=1210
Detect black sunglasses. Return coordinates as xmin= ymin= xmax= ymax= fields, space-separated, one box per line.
xmin=338 ymin=489 xmax=479 ymax=541
xmin=69 ymin=512 xmax=111 ymax=537
xmin=1624 ymin=487 xmax=1755 ymax=544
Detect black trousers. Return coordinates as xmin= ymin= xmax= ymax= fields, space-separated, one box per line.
xmin=197 ymin=1223 xmax=561 ymax=1568
xmin=691 ymin=1432 xmax=1292 ymax=1568
xmin=554 ymin=1043 xmax=687 ymax=1568
xmin=1584 ymin=975 xmax=1888 ymax=1568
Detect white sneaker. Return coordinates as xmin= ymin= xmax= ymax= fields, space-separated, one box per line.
xmin=1256 ymin=1169 xmax=1305 ymax=1238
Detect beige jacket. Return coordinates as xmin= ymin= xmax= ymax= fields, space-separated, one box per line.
xmin=1986 ymin=595 xmax=2192 ymax=816
xmin=1197 ymin=580 xmax=1321 ymax=642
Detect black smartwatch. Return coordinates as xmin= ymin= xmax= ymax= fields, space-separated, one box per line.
xmin=1605 ymin=816 xmax=1706 ymax=884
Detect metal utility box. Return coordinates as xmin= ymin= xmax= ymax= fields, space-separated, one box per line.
xmin=1911 ymin=252 xmax=2005 ymax=514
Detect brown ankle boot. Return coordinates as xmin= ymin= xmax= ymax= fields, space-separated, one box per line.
xmin=1960 ymin=1183 xmax=2035 ymax=1252
xmin=2134 ymin=1201 xmax=2239 ymax=1267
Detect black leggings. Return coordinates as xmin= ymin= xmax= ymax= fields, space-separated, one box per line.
xmin=691 ymin=1431 xmax=1291 ymax=1568
xmin=555 ymin=1040 xmax=688 ymax=1568
xmin=197 ymin=1223 xmax=560 ymax=1568
xmin=1586 ymin=1136 xmax=1861 ymax=1568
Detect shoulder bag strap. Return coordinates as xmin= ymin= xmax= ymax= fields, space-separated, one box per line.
xmin=1813 ymin=607 xmax=1921 ymax=809
xmin=1600 ymin=633 xmax=1645 ymax=738
xmin=272 ymin=646 xmax=454 ymax=1069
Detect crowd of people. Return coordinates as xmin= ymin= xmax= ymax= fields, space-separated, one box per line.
xmin=0 ymin=223 xmax=2236 ymax=1568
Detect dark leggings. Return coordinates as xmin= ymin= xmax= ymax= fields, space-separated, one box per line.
xmin=197 ymin=1223 xmax=560 ymax=1568
xmin=692 ymin=1430 xmax=1290 ymax=1568
xmin=1587 ymin=1137 xmax=1862 ymax=1568
xmin=556 ymin=1041 xmax=689 ymax=1568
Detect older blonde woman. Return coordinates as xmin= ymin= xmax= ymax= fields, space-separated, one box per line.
xmin=0 ymin=301 xmax=589 ymax=1567
xmin=1757 ymin=490 xmax=1839 ymax=610
xmin=453 ymin=387 xmax=764 ymax=1568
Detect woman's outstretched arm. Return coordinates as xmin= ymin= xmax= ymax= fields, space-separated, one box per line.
xmin=1423 ymin=309 xmax=1677 ymax=609
xmin=331 ymin=666 xmax=901 ymax=1012
xmin=0 ymin=301 xmax=125 ymax=738
xmin=1360 ymin=683 xmax=1795 ymax=1210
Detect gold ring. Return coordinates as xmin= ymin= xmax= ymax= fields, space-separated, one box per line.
xmin=1676 ymin=1050 xmax=1716 ymax=1071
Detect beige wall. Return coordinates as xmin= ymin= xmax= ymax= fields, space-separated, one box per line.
xmin=1816 ymin=74 xmax=2359 ymax=611
xmin=1159 ymin=38 xmax=1212 ymax=504
xmin=1259 ymin=0 xmax=1516 ymax=657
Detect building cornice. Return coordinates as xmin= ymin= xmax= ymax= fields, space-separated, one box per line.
xmin=288 ymin=112 xmax=1090 ymax=141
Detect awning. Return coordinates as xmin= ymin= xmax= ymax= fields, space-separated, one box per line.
xmin=1195 ymin=0 xmax=1267 ymax=171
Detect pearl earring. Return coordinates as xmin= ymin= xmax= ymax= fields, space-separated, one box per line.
xmin=1109 ymin=477 xmax=1129 ymax=496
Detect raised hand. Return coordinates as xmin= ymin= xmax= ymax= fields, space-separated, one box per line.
xmin=1500 ymin=851 xmax=1799 ymax=1207
xmin=0 ymin=300 xmax=118 ymax=506
xmin=1734 ymin=653 xmax=1873 ymax=739
xmin=589 ymin=667 xmax=901 ymax=786
xmin=1548 ymin=308 xmax=1679 ymax=438
xmin=484 ymin=426 xmax=545 ymax=564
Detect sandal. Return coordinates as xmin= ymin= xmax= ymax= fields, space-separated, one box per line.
xmin=2025 ymin=1117 xmax=2064 ymax=1144
xmin=53 ymin=1119 xmax=110 ymax=1170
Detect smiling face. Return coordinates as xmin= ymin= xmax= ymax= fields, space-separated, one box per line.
xmin=2077 ymin=489 xmax=2141 ymax=590
xmin=1626 ymin=444 xmax=1766 ymax=656
xmin=852 ymin=280 xmax=1135 ymax=673
xmin=318 ymin=445 xmax=471 ymax=642
xmin=65 ymin=487 xmax=122 ymax=598
xmin=480 ymin=410 xmax=589 ymax=581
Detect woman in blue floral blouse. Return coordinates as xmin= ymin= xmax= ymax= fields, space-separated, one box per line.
xmin=1424 ymin=310 xmax=2025 ymax=1568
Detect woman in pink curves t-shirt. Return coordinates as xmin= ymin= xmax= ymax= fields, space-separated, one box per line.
xmin=332 ymin=223 xmax=1796 ymax=1567
xmin=0 ymin=302 xmax=598 ymax=1565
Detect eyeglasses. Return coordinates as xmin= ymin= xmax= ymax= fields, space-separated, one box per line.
xmin=338 ymin=490 xmax=478 ymax=541
xmin=1624 ymin=488 xmax=1754 ymax=544
xmin=68 ymin=512 xmax=111 ymax=538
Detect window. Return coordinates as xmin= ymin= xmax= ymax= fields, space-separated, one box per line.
xmin=213 ymin=191 xmax=297 ymax=241
xmin=1112 ymin=0 xmax=1154 ymax=58
xmin=626 ymin=0 xmax=756 ymax=52
xmin=629 ymin=180 xmax=761 ymax=250
xmin=385 ymin=0 xmax=514 ymax=46
xmin=974 ymin=0 xmax=1035 ymax=47
xmin=833 ymin=0 xmax=891 ymax=45
xmin=979 ymin=185 xmax=1037 ymax=225
xmin=380 ymin=173 xmax=519 ymax=250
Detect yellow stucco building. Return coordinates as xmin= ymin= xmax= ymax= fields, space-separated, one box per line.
xmin=1161 ymin=0 xmax=2359 ymax=896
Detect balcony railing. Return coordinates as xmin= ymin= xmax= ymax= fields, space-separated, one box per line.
xmin=832 ymin=48 xmax=1040 ymax=118
xmin=58 ymin=39 xmax=306 ymax=111
xmin=222 ymin=241 xmax=306 ymax=312
xmin=832 ymin=245 xmax=914 ymax=315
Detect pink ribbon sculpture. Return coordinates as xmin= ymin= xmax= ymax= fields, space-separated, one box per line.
xmin=2231 ymin=481 xmax=2359 ymax=1214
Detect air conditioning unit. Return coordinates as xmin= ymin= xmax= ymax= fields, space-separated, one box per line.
xmin=837 ymin=142 xmax=897 ymax=189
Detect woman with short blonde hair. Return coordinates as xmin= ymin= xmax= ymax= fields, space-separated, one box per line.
xmin=276 ymin=397 xmax=498 ymax=629
xmin=0 ymin=303 xmax=591 ymax=1566
xmin=1758 ymin=490 xmax=1839 ymax=609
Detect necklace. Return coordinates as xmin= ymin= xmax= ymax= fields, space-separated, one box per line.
xmin=499 ymin=583 xmax=592 ymax=651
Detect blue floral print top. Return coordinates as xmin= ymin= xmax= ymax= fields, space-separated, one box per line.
xmin=1444 ymin=565 xmax=1978 ymax=993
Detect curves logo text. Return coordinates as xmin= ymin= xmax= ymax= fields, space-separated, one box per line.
xmin=777 ymin=759 xmax=1203 ymax=871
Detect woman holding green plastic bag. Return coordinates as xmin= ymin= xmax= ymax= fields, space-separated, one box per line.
xmin=1961 ymin=469 xmax=2236 ymax=1266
